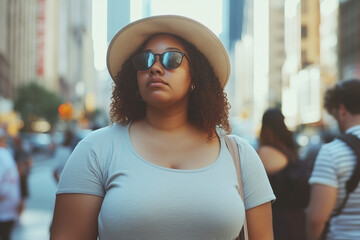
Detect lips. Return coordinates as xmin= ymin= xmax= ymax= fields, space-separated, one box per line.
xmin=147 ymin=77 xmax=168 ymax=87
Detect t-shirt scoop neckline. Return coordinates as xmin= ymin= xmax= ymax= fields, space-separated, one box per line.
xmin=124 ymin=123 xmax=224 ymax=173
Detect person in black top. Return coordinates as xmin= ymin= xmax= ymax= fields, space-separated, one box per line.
xmin=257 ymin=108 xmax=305 ymax=240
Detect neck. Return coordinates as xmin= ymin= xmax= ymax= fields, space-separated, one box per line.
xmin=144 ymin=104 xmax=190 ymax=132
xmin=342 ymin=114 xmax=360 ymax=132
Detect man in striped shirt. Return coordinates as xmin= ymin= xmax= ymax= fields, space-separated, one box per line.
xmin=306 ymin=79 xmax=360 ymax=240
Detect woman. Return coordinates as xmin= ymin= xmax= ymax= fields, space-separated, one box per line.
xmin=51 ymin=15 xmax=275 ymax=240
xmin=257 ymin=108 xmax=305 ymax=240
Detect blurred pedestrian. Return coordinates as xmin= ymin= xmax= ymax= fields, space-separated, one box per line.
xmin=51 ymin=15 xmax=275 ymax=240
xmin=0 ymin=129 xmax=21 ymax=240
xmin=12 ymin=136 xmax=32 ymax=215
xmin=52 ymin=129 xmax=74 ymax=183
xmin=307 ymin=79 xmax=360 ymax=239
xmin=257 ymin=108 xmax=306 ymax=240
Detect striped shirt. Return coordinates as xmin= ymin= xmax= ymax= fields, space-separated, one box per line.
xmin=309 ymin=125 xmax=360 ymax=239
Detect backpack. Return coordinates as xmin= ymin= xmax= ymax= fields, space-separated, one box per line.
xmin=320 ymin=133 xmax=360 ymax=239
xmin=280 ymin=159 xmax=312 ymax=208
xmin=269 ymin=147 xmax=312 ymax=208
xmin=337 ymin=133 xmax=360 ymax=194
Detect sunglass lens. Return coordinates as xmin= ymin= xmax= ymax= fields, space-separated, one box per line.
xmin=132 ymin=52 xmax=155 ymax=71
xmin=162 ymin=52 xmax=183 ymax=69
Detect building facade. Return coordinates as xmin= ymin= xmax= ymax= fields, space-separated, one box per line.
xmin=269 ymin=0 xmax=286 ymax=107
xmin=338 ymin=0 xmax=360 ymax=79
xmin=0 ymin=0 xmax=10 ymax=98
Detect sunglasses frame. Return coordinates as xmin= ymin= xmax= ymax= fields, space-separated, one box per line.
xmin=131 ymin=50 xmax=190 ymax=71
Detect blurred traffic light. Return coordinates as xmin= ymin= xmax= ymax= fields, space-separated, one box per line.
xmin=58 ymin=103 xmax=73 ymax=120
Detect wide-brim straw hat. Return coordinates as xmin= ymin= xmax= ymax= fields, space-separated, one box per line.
xmin=106 ymin=15 xmax=230 ymax=87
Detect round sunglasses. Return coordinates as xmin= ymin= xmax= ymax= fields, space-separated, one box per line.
xmin=131 ymin=51 xmax=190 ymax=71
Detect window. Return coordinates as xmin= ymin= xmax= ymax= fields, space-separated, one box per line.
xmin=301 ymin=25 xmax=307 ymax=38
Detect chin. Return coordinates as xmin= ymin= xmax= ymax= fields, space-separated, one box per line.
xmin=145 ymin=95 xmax=171 ymax=105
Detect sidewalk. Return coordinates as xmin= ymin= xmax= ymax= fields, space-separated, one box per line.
xmin=12 ymin=153 xmax=57 ymax=240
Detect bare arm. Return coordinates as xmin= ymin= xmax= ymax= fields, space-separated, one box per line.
xmin=306 ymin=184 xmax=337 ymax=240
xmin=246 ymin=201 xmax=274 ymax=240
xmin=50 ymin=193 xmax=103 ymax=240
xmin=257 ymin=146 xmax=287 ymax=175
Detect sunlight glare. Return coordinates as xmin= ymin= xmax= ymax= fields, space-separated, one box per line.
xmin=92 ymin=0 xmax=107 ymax=71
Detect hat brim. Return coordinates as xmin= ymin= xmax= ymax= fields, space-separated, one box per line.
xmin=106 ymin=15 xmax=230 ymax=87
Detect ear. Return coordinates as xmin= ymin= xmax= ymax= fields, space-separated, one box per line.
xmin=338 ymin=103 xmax=348 ymax=116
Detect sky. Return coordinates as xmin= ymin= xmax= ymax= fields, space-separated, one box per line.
xmin=93 ymin=0 xmax=224 ymax=71
xmin=131 ymin=0 xmax=223 ymax=36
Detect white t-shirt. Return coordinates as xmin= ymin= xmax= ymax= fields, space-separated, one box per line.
xmin=57 ymin=124 xmax=275 ymax=240
xmin=0 ymin=147 xmax=21 ymax=221
xmin=309 ymin=125 xmax=360 ymax=239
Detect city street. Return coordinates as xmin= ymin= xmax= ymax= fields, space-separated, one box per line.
xmin=11 ymin=152 xmax=57 ymax=240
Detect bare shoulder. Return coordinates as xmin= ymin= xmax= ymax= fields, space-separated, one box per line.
xmin=258 ymin=145 xmax=280 ymax=155
xmin=257 ymin=146 xmax=288 ymax=174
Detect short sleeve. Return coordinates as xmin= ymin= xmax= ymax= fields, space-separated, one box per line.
xmin=56 ymin=140 xmax=105 ymax=197
xmin=308 ymin=145 xmax=338 ymax=188
xmin=232 ymin=135 xmax=276 ymax=210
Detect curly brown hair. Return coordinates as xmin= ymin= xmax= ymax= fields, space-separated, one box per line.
xmin=110 ymin=34 xmax=231 ymax=140
xmin=324 ymin=79 xmax=360 ymax=115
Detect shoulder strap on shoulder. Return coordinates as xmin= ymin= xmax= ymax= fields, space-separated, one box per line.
xmin=224 ymin=136 xmax=249 ymax=240
xmin=337 ymin=133 xmax=360 ymax=194
xmin=224 ymin=136 xmax=244 ymax=199
xmin=322 ymin=134 xmax=360 ymax=240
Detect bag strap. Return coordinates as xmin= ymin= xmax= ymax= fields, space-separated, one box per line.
xmin=338 ymin=133 xmax=360 ymax=194
xmin=224 ymin=136 xmax=249 ymax=240
xmin=321 ymin=133 xmax=360 ymax=239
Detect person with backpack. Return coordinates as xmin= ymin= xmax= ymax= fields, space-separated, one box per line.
xmin=307 ymin=79 xmax=360 ymax=239
xmin=258 ymin=108 xmax=308 ymax=240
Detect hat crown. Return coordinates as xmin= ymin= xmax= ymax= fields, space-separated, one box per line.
xmin=107 ymin=15 xmax=230 ymax=87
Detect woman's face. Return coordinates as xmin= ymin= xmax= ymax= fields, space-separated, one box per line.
xmin=136 ymin=34 xmax=192 ymax=108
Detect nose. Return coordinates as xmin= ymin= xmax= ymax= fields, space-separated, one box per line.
xmin=149 ymin=55 xmax=164 ymax=75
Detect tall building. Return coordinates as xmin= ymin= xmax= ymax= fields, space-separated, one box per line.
xmin=282 ymin=0 xmax=302 ymax=127
xmin=232 ymin=0 xmax=286 ymax=132
xmin=39 ymin=0 xmax=60 ymax=92
xmin=0 ymin=0 xmax=64 ymax=98
xmin=297 ymin=0 xmax=322 ymax=124
xmin=107 ymin=0 xmax=130 ymax=43
xmin=2 ymin=0 xmax=38 ymax=99
xmin=269 ymin=0 xmax=286 ymax=107
xmin=102 ymin=0 xmax=131 ymax=120
xmin=0 ymin=0 xmax=10 ymax=98
xmin=300 ymin=0 xmax=320 ymax=67
xmin=226 ymin=0 xmax=248 ymax=118
xmin=0 ymin=0 xmax=41 ymax=135
xmin=58 ymin=0 xmax=97 ymax=120
xmin=231 ymin=0 xmax=253 ymax=121
xmin=319 ymin=0 xmax=338 ymax=89
xmin=338 ymin=0 xmax=360 ymax=79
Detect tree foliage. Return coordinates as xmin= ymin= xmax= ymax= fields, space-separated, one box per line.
xmin=14 ymin=82 xmax=62 ymax=132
